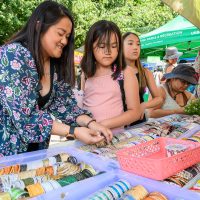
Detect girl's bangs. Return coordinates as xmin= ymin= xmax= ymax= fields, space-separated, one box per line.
xmin=96 ymin=30 xmax=119 ymax=49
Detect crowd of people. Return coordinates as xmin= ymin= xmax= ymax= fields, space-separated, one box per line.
xmin=0 ymin=1 xmax=199 ymax=157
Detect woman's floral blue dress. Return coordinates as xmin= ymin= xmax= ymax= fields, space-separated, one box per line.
xmin=0 ymin=43 xmax=90 ymax=157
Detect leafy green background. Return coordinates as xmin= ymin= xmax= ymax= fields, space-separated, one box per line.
xmin=185 ymin=98 xmax=200 ymax=115
xmin=0 ymin=0 xmax=176 ymax=48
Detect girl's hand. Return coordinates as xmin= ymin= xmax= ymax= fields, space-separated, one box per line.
xmin=74 ymin=127 xmax=105 ymax=144
xmin=88 ymin=121 xmax=113 ymax=143
xmin=140 ymin=103 xmax=146 ymax=120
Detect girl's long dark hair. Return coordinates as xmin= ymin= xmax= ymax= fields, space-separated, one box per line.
xmin=7 ymin=0 xmax=75 ymax=86
xmin=81 ymin=20 xmax=125 ymax=80
xmin=123 ymin=32 xmax=147 ymax=93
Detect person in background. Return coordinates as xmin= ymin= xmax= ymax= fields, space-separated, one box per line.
xmin=192 ymin=51 xmax=200 ymax=97
xmin=164 ymin=47 xmax=183 ymax=73
xmin=153 ymin=65 xmax=163 ymax=85
xmin=149 ymin=64 xmax=198 ymax=118
xmin=0 ymin=1 xmax=112 ymax=157
xmin=123 ymin=32 xmax=163 ymax=125
xmin=80 ymin=20 xmax=141 ymax=133
xmin=177 ymin=59 xmax=197 ymax=94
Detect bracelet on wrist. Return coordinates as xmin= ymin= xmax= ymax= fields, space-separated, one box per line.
xmin=86 ymin=119 xmax=96 ymax=128
xmin=66 ymin=126 xmax=76 ymax=140
xmin=69 ymin=126 xmax=76 ymax=135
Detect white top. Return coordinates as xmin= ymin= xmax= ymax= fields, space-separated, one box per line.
xmin=161 ymin=84 xmax=183 ymax=110
xmin=161 ymin=84 xmax=193 ymax=110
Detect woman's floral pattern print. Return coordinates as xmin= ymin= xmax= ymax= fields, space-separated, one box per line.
xmin=0 ymin=43 xmax=90 ymax=156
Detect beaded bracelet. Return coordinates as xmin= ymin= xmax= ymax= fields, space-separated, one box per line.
xmin=13 ymin=180 xmax=26 ymax=190
xmin=20 ymin=164 xmax=27 ymax=172
xmin=126 ymin=185 xmax=148 ymax=199
xmin=86 ymin=119 xmax=96 ymax=128
xmin=57 ymin=175 xmax=77 ymax=187
xmin=81 ymin=169 xmax=93 ymax=178
xmin=10 ymin=188 xmax=29 ymax=200
xmin=148 ymin=192 xmax=168 ymax=200
xmin=110 ymin=185 xmax=123 ymax=198
xmin=107 ymin=186 xmax=120 ymax=199
xmin=67 ymin=156 xmax=78 ymax=164
xmin=73 ymin=172 xmax=85 ymax=181
xmin=26 ymin=183 xmax=45 ymax=197
xmin=3 ymin=166 xmax=12 ymax=175
xmin=45 ymin=166 xmax=54 ymax=176
xmin=60 ymin=153 xmax=70 ymax=162
xmin=10 ymin=165 xmax=20 ymax=174
xmin=0 ymin=192 xmax=11 ymax=200
xmin=36 ymin=167 xmax=46 ymax=176
xmin=41 ymin=181 xmax=54 ymax=192
xmin=48 ymin=180 xmax=61 ymax=189
xmin=23 ymin=177 xmax=35 ymax=187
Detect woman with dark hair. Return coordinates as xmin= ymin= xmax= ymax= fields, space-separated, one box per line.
xmin=0 ymin=1 xmax=112 ymax=156
xmin=80 ymin=20 xmax=141 ymax=133
xmin=123 ymin=32 xmax=163 ymax=125
xmin=149 ymin=64 xmax=198 ymax=118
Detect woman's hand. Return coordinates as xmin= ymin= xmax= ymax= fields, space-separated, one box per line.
xmin=87 ymin=121 xmax=113 ymax=143
xmin=74 ymin=127 xmax=105 ymax=144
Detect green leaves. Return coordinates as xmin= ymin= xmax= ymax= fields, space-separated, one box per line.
xmin=0 ymin=0 xmax=175 ymax=48
xmin=185 ymin=98 xmax=200 ymax=116
xmin=0 ymin=0 xmax=42 ymax=44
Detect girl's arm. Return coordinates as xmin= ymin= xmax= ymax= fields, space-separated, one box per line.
xmin=100 ymin=66 xmax=141 ymax=128
xmin=149 ymin=107 xmax=185 ymax=118
xmin=165 ymin=65 xmax=173 ymax=73
xmin=142 ymin=69 xmax=163 ymax=110
xmin=148 ymin=86 xmax=184 ymax=118
xmin=185 ymin=90 xmax=196 ymax=101
xmin=81 ymin=71 xmax=86 ymax=90
xmin=158 ymin=72 xmax=163 ymax=84
xmin=76 ymin=114 xmax=112 ymax=143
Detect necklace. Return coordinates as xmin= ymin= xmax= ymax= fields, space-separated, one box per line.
xmin=166 ymin=82 xmax=188 ymax=107
xmin=173 ymin=93 xmax=179 ymax=100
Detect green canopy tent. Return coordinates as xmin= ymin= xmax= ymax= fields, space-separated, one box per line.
xmin=139 ymin=15 xmax=200 ymax=59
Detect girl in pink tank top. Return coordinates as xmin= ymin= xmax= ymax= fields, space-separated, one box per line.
xmin=80 ymin=20 xmax=141 ymax=133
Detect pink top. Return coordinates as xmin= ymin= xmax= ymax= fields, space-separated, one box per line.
xmin=83 ymin=74 xmax=124 ymax=132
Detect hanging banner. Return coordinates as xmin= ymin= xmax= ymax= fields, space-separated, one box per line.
xmin=162 ymin=0 xmax=200 ymax=28
xmin=74 ymin=51 xmax=83 ymax=65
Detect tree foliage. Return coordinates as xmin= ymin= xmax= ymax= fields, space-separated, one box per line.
xmin=0 ymin=0 xmax=176 ymax=47
xmin=0 ymin=0 xmax=42 ymax=44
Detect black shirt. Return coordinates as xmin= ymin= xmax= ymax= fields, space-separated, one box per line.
xmin=38 ymin=61 xmax=54 ymax=109
xmin=130 ymin=73 xmax=146 ymax=126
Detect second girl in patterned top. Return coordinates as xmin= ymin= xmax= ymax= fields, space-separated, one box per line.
xmin=81 ymin=20 xmax=141 ymax=132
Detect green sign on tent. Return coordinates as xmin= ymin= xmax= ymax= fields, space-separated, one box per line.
xmin=139 ymin=16 xmax=200 ymax=59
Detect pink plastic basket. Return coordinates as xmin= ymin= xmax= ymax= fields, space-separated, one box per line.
xmin=116 ymin=137 xmax=200 ymax=180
